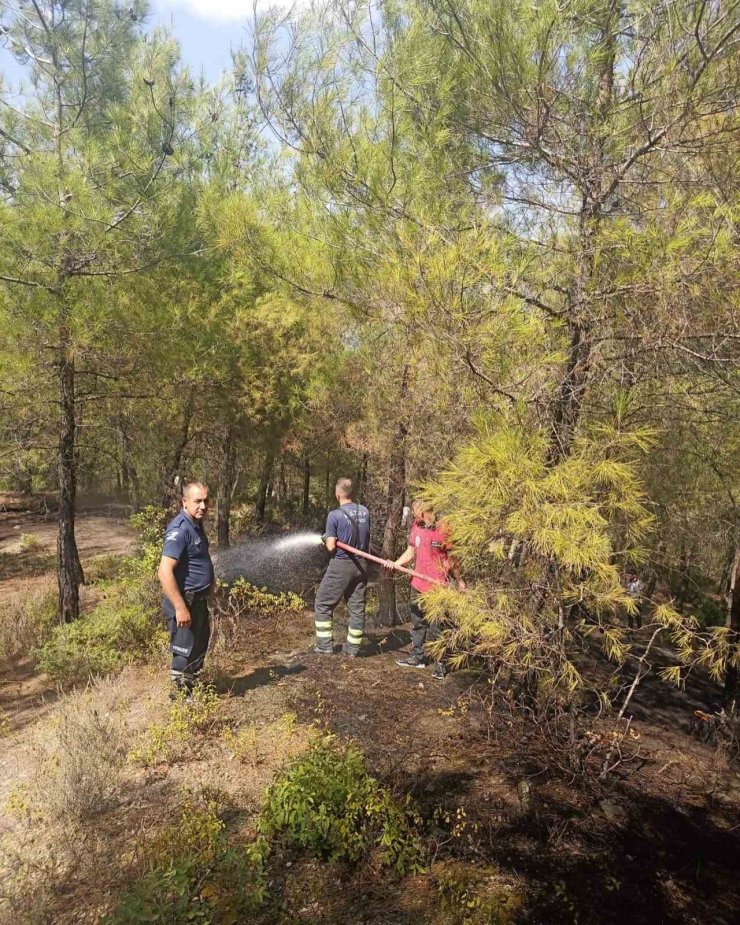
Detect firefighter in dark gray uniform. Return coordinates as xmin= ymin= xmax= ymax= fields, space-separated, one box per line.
xmin=314 ymin=477 xmax=371 ymax=657
xmin=157 ymin=480 xmax=214 ymax=697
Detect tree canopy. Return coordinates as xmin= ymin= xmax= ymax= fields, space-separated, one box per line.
xmin=1 ymin=0 xmax=738 ymax=696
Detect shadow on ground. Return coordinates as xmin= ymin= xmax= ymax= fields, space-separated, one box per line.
xmin=217 ymin=663 xmax=309 ymax=697
xmin=0 ymin=659 xmax=61 ymax=733
xmin=0 ymin=548 xmax=56 ymax=582
xmin=362 ymin=627 xmax=412 ymax=656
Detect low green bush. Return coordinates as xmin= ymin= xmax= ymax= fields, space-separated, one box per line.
xmin=228 ymin=504 xmax=257 ymax=537
xmin=84 ymin=554 xmax=126 ymax=585
xmin=435 ymin=861 xmax=522 ymax=925
xmin=693 ymin=593 xmax=726 ymax=628
xmin=128 ymin=505 xmax=169 ymax=577
xmin=10 ymin=686 xmax=128 ymax=826
xmin=259 ymin=734 xmax=425 ymax=874
xmin=36 ymin=593 xmax=163 ymax=684
xmin=218 ymin=577 xmax=304 ymax=616
xmin=35 ymin=508 xmax=169 ymax=683
xmin=110 ymin=737 xmax=425 ymax=924
xmin=210 ymin=578 xmax=305 ymax=651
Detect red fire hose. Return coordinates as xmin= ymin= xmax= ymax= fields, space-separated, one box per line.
xmin=335 ymin=540 xmax=444 ymax=586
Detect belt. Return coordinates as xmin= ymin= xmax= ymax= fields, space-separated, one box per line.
xmin=184 ymin=588 xmax=210 ymax=603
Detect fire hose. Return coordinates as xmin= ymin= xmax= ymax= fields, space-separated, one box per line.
xmin=334 ymin=540 xmax=445 ymax=586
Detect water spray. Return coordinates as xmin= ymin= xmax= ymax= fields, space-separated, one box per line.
xmin=215 ymin=530 xmax=446 ymax=591
xmin=273 ymin=531 xmax=324 ymax=552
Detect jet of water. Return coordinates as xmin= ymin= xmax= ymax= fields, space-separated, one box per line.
xmin=273 ymin=531 xmax=324 ymax=552
xmin=213 ymin=530 xmax=326 ymax=596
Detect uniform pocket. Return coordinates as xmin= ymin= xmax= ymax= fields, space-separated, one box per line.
xmin=170 ymin=624 xmax=195 ymax=658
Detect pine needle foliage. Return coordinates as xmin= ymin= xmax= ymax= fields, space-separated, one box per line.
xmin=420 ymin=417 xmax=668 ymax=706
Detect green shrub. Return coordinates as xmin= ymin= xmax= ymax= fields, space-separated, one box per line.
xmin=221 ymin=577 xmax=304 ymax=616
xmin=222 ymin=711 xmax=307 ymax=769
xmin=84 ymin=554 xmax=126 ymax=585
xmin=435 ymin=861 xmax=522 ymax=925
xmin=129 ymin=505 xmax=169 ymax=550
xmin=18 ymin=687 xmax=127 ymax=826
xmin=106 ymin=793 xmax=268 ymax=925
xmin=36 ymin=594 xmax=163 ymax=684
xmin=33 ymin=507 xmax=169 ymax=683
xmin=693 ymin=593 xmax=726 ymax=628
xmin=128 ymin=505 xmax=168 ymax=576
xmin=229 ymin=504 xmax=258 ymax=537
xmin=259 ymin=734 xmax=425 ymax=874
xmin=211 ymin=579 xmax=305 ymax=651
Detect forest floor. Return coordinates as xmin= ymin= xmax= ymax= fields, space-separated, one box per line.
xmin=0 ymin=500 xmax=739 ymax=925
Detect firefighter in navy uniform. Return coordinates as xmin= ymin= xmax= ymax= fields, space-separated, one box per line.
xmin=157 ymin=480 xmax=215 ymax=698
xmin=314 ymin=477 xmax=371 ymax=657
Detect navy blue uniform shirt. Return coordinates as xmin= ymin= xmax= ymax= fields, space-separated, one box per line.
xmin=162 ymin=511 xmax=214 ymax=593
xmin=325 ymin=503 xmax=370 ymax=559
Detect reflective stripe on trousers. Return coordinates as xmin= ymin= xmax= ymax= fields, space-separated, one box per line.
xmin=314 ymin=557 xmax=367 ymax=653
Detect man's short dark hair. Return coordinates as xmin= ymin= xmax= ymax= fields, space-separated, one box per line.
xmin=335 ymin=477 xmax=353 ymax=499
xmin=182 ymin=480 xmax=209 ymax=498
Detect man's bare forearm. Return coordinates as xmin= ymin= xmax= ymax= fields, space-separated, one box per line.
xmin=158 ymin=562 xmax=188 ymax=612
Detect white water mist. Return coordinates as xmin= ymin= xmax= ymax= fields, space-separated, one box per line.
xmin=272 ymin=531 xmax=324 ymax=552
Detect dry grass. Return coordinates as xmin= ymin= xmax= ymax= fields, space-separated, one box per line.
xmin=0 ymin=660 xmax=318 ymax=924
xmin=15 ymin=678 xmax=129 ymax=827
xmin=0 ymin=675 xmax=139 ymax=923
xmin=222 ymin=711 xmax=311 ymax=774
xmin=0 ymin=582 xmax=57 ymax=664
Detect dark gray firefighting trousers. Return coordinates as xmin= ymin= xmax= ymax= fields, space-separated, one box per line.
xmin=163 ymin=591 xmax=211 ymax=692
xmin=314 ymin=557 xmax=367 ymax=654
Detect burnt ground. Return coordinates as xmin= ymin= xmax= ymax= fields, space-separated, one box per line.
xmin=211 ymin=613 xmax=740 ymax=925
xmin=0 ymin=501 xmax=738 ymax=924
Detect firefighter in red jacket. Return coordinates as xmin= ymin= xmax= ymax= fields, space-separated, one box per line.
xmin=392 ymin=500 xmax=465 ymax=680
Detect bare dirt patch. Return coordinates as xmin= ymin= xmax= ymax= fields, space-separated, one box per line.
xmin=0 ymin=512 xmax=135 ymax=571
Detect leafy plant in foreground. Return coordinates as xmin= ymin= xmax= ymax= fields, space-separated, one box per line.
xmin=259 ymin=734 xmax=425 ymax=874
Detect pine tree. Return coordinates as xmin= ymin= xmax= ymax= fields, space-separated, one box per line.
xmin=0 ymin=1 xmax=199 ymax=620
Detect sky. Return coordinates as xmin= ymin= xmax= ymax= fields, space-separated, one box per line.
xmin=148 ymin=1 xmax=257 ymax=83
xmin=0 ymin=1 xmax=296 ymax=89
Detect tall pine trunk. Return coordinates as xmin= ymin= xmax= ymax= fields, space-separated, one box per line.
xmin=117 ymin=414 xmax=137 ymax=500
xmin=548 ymin=2 xmax=617 ymax=463
xmin=57 ymin=336 xmax=82 ymax=623
xmin=324 ymin=451 xmax=331 ymax=513
xmin=723 ymin=547 xmax=740 ymax=705
xmin=217 ymin=425 xmax=237 ymax=548
xmin=376 ymin=367 xmax=409 ymax=627
xmin=355 ymin=453 xmax=368 ymax=504
xmin=549 ymin=281 xmax=594 ymax=462
xmin=302 ymin=456 xmax=311 ymax=517
xmin=161 ymin=387 xmax=194 ymax=508
xmin=278 ymin=458 xmax=287 ymax=504
xmin=255 ymin=444 xmax=276 ymax=524
xmin=376 ymin=433 xmax=406 ymax=626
